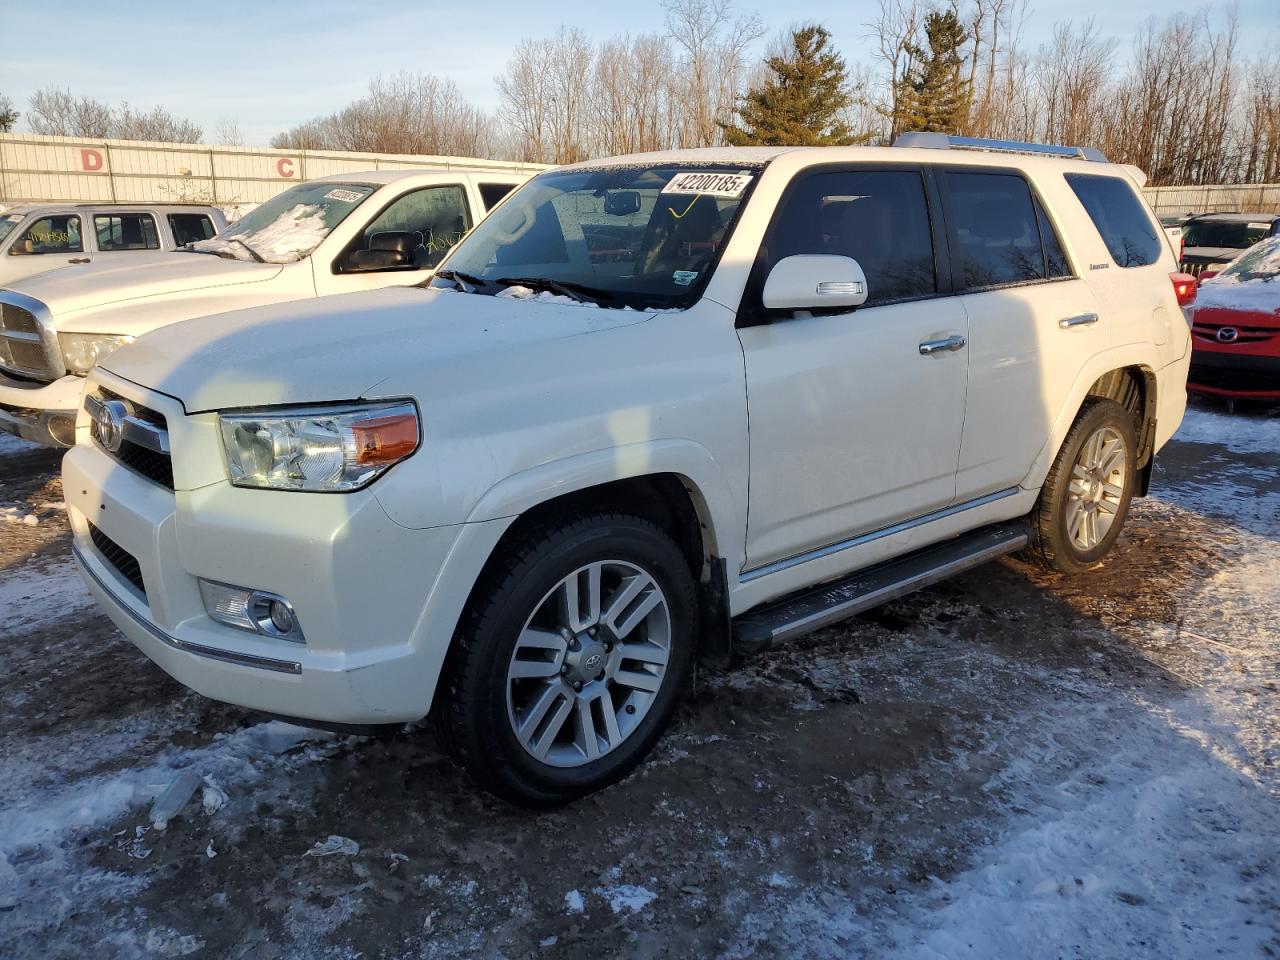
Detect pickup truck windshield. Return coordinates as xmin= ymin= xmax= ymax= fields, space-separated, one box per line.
xmin=191 ymin=182 xmax=376 ymax=263
xmin=1182 ymin=219 xmax=1273 ymax=250
xmin=0 ymin=214 xmax=22 ymax=246
xmin=432 ymin=164 xmax=759 ymax=310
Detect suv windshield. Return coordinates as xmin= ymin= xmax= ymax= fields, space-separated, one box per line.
xmin=0 ymin=214 xmax=23 ymax=246
xmin=191 ymin=182 xmax=376 ymax=263
xmin=432 ymin=164 xmax=760 ymax=310
xmin=1215 ymin=236 xmax=1280 ymax=284
xmin=1182 ymin=219 xmax=1273 ymax=250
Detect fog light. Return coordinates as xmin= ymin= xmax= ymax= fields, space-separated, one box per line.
xmin=199 ymin=578 xmax=305 ymax=644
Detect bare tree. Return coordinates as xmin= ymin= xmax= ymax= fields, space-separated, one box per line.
xmin=1238 ymin=51 xmax=1280 ymax=183
xmin=496 ymin=38 xmax=557 ymax=162
xmin=1034 ymin=19 xmax=1116 ymax=148
xmin=27 ymin=87 xmax=201 ymax=142
xmin=113 ymin=103 xmax=202 ymax=143
xmin=214 ymin=117 xmax=244 ymax=146
xmin=865 ymin=0 xmax=925 ymax=140
xmin=663 ymin=0 xmax=764 ymax=147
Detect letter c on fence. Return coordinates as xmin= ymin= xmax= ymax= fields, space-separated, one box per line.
xmin=81 ymin=149 xmax=104 ymax=172
xmin=277 ymin=158 xmax=296 ymax=178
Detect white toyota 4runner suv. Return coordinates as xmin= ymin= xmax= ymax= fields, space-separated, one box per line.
xmin=0 ymin=168 xmax=531 ymax=446
xmin=66 ymin=136 xmax=1195 ymax=804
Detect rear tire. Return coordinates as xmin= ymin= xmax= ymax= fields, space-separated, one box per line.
xmin=435 ymin=513 xmax=697 ymax=806
xmin=1026 ymin=398 xmax=1137 ymax=574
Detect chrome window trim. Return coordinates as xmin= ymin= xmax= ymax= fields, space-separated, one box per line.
xmin=74 ymin=543 xmax=302 ymax=675
xmin=0 ymin=289 xmax=64 ymax=380
xmin=740 ymin=486 xmax=1020 ymax=583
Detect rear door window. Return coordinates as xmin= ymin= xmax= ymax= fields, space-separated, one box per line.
xmin=95 ymin=213 xmax=161 ymax=251
xmin=478 ymin=182 xmax=517 ymax=210
xmin=941 ymin=171 xmax=1053 ymax=289
xmin=11 ymin=215 xmax=82 ymax=255
xmin=168 ymin=213 xmax=217 ymax=245
xmin=766 ymin=168 xmax=937 ymax=306
xmin=1064 ymin=173 xmax=1162 ymax=267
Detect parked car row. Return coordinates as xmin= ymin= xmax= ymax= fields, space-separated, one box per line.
xmin=0 ymin=168 xmax=528 ymax=445
xmin=0 ymin=135 xmax=1214 ymax=802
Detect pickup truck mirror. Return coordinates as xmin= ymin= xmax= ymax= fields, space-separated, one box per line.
xmin=762 ymin=254 xmax=868 ymax=311
xmin=346 ymin=231 xmax=418 ymax=272
xmin=604 ymin=191 xmax=642 ymax=216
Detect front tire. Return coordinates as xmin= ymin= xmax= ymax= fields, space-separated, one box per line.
xmin=435 ymin=513 xmax=697 ymax=805
xmin=1027 ymin=398 xmax=1137 ymax=574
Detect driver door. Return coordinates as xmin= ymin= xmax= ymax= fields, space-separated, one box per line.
xmin=736 ymin=165 xmax=969 ymax=572
xmin=315 ymin=184 xmax=472 ymax=295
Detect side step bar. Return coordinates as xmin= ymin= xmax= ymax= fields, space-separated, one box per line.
xmin=732 ymin=520 xmax=1030 ymax=653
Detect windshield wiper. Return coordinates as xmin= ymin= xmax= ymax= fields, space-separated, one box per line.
xmin=435 ymin=268 xmax=488 ymax=292
xmin=228 ymin=238 xmax=266 ymax=263
xmin=494 ymin=276 xmax=615 ymax=305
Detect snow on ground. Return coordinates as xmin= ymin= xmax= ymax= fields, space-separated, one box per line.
xmin=0 ymin=398 xmax=1275 ymax=957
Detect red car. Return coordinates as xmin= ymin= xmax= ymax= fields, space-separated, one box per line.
xmin=1187 ymin=236 xmax=1280 ymax=399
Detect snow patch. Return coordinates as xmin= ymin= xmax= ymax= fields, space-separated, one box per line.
xmin=192 ymin=203 xmax=329 ymax=263
xmin=563 ymin=889 xmax=585 ymax=914
xmin=0 ymin=557 xmax=94 ymax=634
xmin=595 ymin=882 xmax=658 ymax=915
xmin=1171 ymin=406 xmax=1280 ymax=455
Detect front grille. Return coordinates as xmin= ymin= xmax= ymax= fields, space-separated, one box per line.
xmin=1179 ymin=259 xmax=1224 ymax=279
xmin=91 ymin=388 xmax=175 ymax=489
xmin=0 ymin=301 xmax=53 ymax=379
xmin=88 ymin=522 xmax=146 ymax=596
xmin=1191 ymin=322 xmax=1278 ymax=345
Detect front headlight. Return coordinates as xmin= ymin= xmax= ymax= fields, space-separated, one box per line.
xmin=58 ymin=332 xmax=134 ymax=375
xmin=218 ymin=401 xmax=419 ymax=492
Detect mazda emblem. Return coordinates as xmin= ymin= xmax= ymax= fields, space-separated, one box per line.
xmin=95 ymin=400 xmax=128 ymax=453
xmin=1216 ymin=327 xmax=1239 ymax=343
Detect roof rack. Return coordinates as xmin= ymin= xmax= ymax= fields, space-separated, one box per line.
xmin=893 ymin=132 xmax=1107 ymax=163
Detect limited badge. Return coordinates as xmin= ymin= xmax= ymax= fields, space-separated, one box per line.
xmin=672 ymin=270 xmax=698 ymax=286
xmin=661 ymin=172 xmax=753 ymax=199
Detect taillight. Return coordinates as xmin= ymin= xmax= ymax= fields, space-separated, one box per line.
xmin=1170 ymin=272 xmax=1197 ymax=307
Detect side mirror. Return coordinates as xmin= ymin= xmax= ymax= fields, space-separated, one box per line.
xmin=346 ymin=231 xmax=417 ymax=272
xmin=604 ymin=190 xmax=642 ymax=216
xmin=762 ymin=254 xmax=868 ymax=311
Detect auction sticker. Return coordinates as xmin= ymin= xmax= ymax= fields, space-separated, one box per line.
xmin=325 ymin=189 xmax=366 ymax=203
xmin=661 ymin=171 xmax=753 ymax=199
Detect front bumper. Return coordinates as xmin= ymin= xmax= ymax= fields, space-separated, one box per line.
xmin=1188 ymin=349 xmax=1280 ymax=399
xmin=64 ymin=373 xmax=512 ymax=725
xmin=0 ymin=372 xmax=84 ymax=446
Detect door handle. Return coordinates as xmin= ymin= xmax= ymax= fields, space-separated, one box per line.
xmin=1059 ymin=312 xmax=1099 ymax=329
xmin=919 ymin=334 xmax=967 ymax=355
xmin=68 ymin=257 xmax=91 ymax=264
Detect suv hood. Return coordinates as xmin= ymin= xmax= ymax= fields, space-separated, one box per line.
xmin=101 ymin=286 xmax=652 ymax=412
xmin=1 ymin=252 xmax=282 ymax=318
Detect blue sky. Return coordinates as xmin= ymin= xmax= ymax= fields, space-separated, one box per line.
xmin=1 ymin=0 xmax=1275 ymax=145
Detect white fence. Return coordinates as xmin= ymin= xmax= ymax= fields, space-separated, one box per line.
xmin=1144 ymin=183 xmax=1280 ymax=216
xmin=0 ymin=133 xmax=547 ymax=211
xmin=4 ymin=132 xmax=1276 ymax=217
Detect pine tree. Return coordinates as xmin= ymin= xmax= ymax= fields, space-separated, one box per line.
xmin=895 ymin=9 xmax=971 ymax=136
xmin=721 ymin=25 xmax=868 ymax=147
xmin=0 ymin=95 xmax=18 ymax=133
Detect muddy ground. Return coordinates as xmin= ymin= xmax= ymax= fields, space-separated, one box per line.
xmin=1 ymin=397 xmax=1277 ymax=959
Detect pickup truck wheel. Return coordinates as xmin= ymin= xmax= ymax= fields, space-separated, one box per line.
xmin=1027 ymin=398 xmax=1137 ymax=574
xmin=436 ymin=514 xmax=697 ymax=805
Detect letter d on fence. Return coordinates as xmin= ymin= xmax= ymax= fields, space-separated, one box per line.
xmin=81 ymin=149 xmax=104 ymax=172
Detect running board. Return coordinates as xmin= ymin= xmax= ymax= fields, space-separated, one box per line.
xmin=731 ymin=521 xmax=1030 ymax=653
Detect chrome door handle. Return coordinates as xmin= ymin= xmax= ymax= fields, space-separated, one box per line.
xmin=919 ymin=334 xmax=967 ymax=355
xmin=1059 ymin=312 xmax=1099 ymax=329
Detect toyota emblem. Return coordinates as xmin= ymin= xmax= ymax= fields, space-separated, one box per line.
xmin=1216 ymin=326 xmax=1240 ymax=343
xmin=95 ymin=400 xmax=128 ymax=453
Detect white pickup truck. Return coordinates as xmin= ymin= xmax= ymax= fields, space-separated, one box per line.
xmin=68 ymin=137 xmax=1194 ymax=804
xmin=0 ymin=203 xmax=226 ymax=286
xmin=0 ymin=168 xmax=532 ymax=445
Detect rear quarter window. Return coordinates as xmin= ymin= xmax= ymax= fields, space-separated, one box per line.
xmin=1065 ymin=173 xmax=1162 ymax=268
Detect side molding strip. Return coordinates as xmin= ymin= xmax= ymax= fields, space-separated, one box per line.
xmin=740 ymin=486 xmax=1020 ymax=583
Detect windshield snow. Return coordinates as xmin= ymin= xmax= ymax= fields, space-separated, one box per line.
xmin=191 ymin=182 xmax=376 ymax=263
xmin=1213 ymin=236 xmax=1280 ymax=284
xmin=432 ymin=164 xmax=760 ymax=311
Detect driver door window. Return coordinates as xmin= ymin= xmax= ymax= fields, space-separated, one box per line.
xmin=362 ymin=185 xmax=471 ymax=269
xmin=11 ymin=215 xmax=83 ymax=255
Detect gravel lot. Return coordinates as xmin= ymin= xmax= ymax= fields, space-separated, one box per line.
xmin=1 ymin=397 xmax=1277 ymax=959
